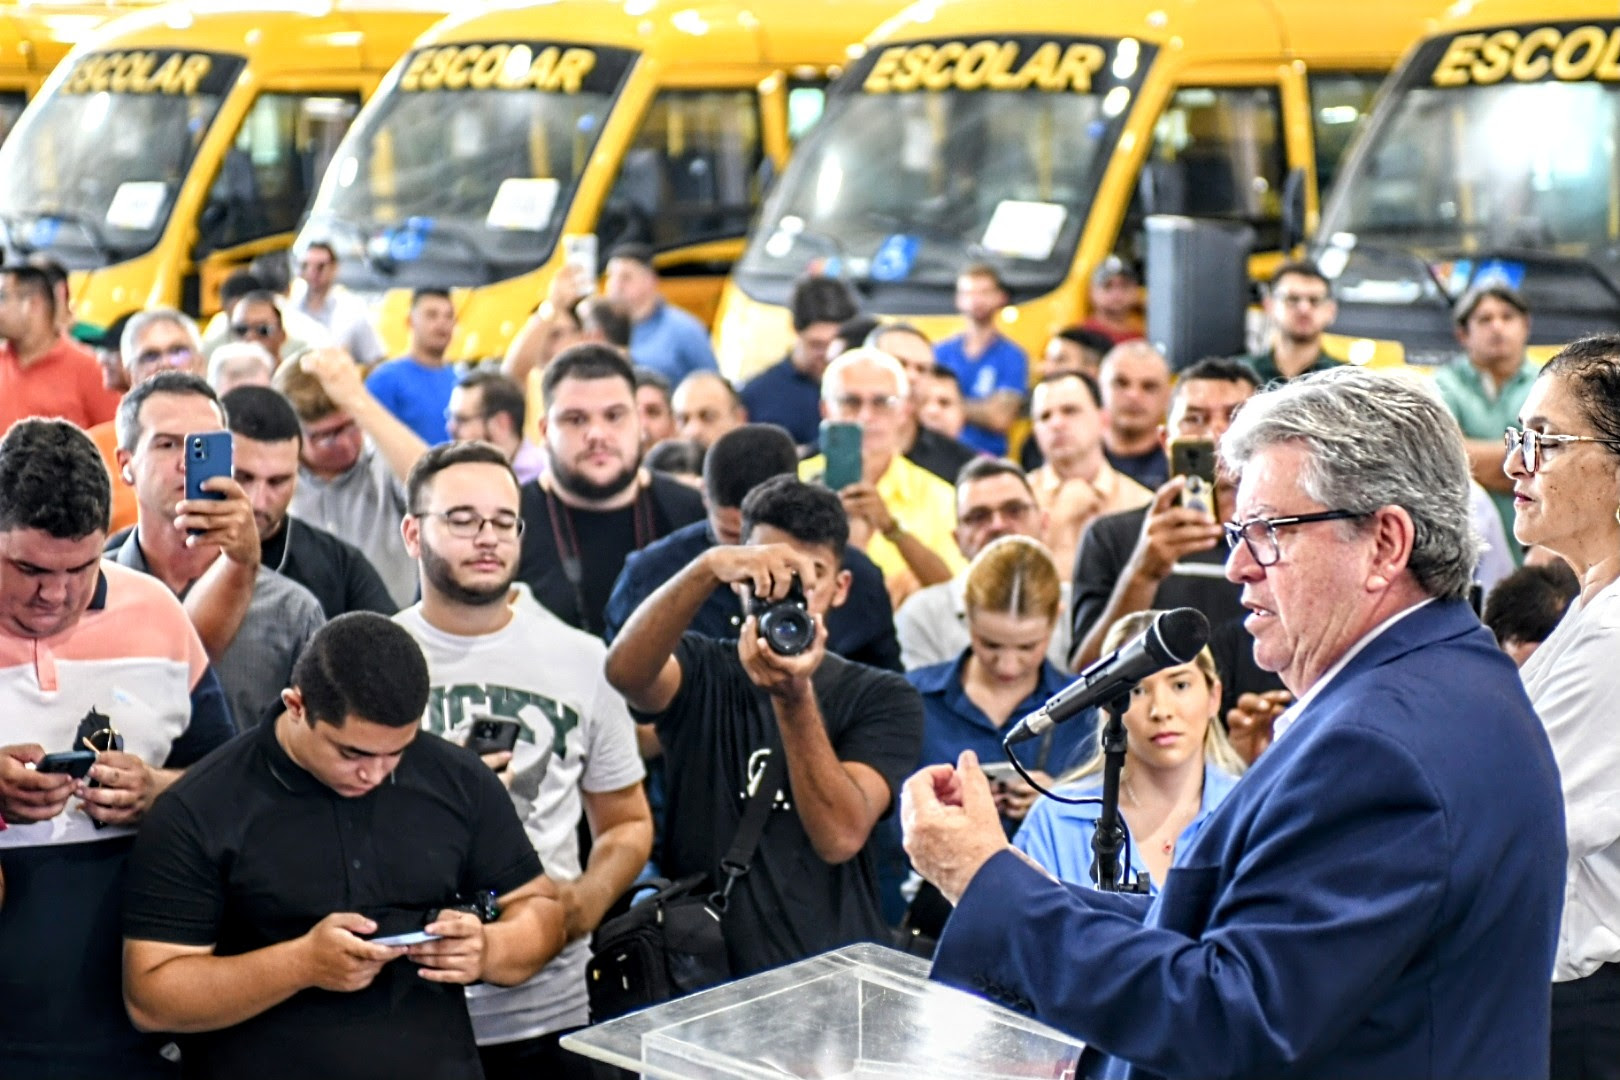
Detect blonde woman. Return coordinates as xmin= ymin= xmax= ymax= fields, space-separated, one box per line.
xmin=1014 ymin=609 xmax=1246 ymax=889
xmin=906 ymin=535 xmax=1090 ymax=828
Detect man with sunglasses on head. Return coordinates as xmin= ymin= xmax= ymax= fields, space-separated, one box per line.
xmin=0 ymin=419 xmax=234 ymax=1078
xmin=1069 ymin=357 xmax=1287 ymax=759
xmin=274 ymin=348 xmax=432 ymax=609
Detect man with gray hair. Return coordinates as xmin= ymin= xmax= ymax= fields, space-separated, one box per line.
xmin=905 ymin=366 xmax=1565 ymax=1080
xmin=207 ymin=341 xmax=276 ymax=396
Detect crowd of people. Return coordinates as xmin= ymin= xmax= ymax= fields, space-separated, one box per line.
xmin=0 ymin=236 xmax=1614 ymax=1080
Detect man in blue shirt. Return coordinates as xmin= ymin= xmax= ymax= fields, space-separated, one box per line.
xmin=604 ymin=244 xmax=717 ymax=384
xmin=364 ymin=288 xmax=459 ymax=447
xmin=739 ymin=276 xmax=859 ymax=451
xmin=934 ymin=264 xmax=1028 ymax=456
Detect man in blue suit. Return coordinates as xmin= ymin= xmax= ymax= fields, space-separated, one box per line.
xmin=902 ymin=367 xmax=1566 ymax=1080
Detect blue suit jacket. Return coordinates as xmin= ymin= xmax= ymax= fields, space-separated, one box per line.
xmin=933 ymin=599 xmax=1565 ymax=1079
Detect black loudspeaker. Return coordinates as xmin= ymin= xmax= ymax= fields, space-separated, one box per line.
xmin=1145 ymin=214 xmax=1255 ymax=372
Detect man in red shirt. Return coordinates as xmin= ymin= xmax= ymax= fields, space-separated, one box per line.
xmin=0 ymin=264 xmax=119 ymax=431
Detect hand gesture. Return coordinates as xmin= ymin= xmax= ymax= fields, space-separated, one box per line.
xmin=407 ymin=909 xmax=486 ymax=985
xmin=1224 ymin=689 xmax=1292 ymax=764
xmin=299 ymin=346 xmax=366 ymax=410
xmin=901 ymin=750 xmax=1010 ymax=905
xmin=300 ymin=913 xmax=406 ymax=993
xmin=78 ymin=750 xmax=164 ymax=827
xmin=0 ymin=745 xmax=75 ymax=823
xmin=1128 ymin=479 xmax=1225 ymax=584
xmin=704 ymin=543 xmax=820 ymax=603
xmin=175 ymin=476 xmax=261 ymax=563
xmin=547 ymin=262 xmax=588 ymax=312
xmin=839 ymin=482 xmax=895 ymax=537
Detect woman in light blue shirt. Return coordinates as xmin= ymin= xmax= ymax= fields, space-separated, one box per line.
xmin=1014 ymin=609 xmax=1246 ymax=892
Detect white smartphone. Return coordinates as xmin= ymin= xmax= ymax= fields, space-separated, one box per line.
xmin=371 ymin=930 xmax=442 ymax=947
xmin=980 ymin=761 xmax=1020 ymax=785
xmin=563 ymin=233 xmax=598 ymax=295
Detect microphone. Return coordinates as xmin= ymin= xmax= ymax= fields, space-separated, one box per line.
xmin=1004 ymin=607 xmax=1210 ymax=746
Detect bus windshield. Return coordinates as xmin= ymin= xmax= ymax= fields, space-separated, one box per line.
xmin=0 ymin=50 xmax=242 ymax=268
xmin=734 ymin=36 xmax=1152 ymax=310
xmin=1317 ymin=25 xmax=1620 ymax=337
xmin=308 ymin=41 xmax=636 ymax=292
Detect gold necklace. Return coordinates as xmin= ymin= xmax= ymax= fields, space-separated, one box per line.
xmin=1123 ymin=774 xmax=1184 ymax=856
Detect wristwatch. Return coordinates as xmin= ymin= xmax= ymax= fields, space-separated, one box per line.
xmin=881 ymin=520 xmax=905 ymax=541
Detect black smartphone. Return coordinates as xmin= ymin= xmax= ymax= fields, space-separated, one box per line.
xmin=466 ymin=717 xmax=521 ymax=762
xmin=38 ymin=750 xmax=97 ymax=778
xmin=184 ymin=431 xmax=233 ymax=534
xmin=1169 ymin=437 xmax=1218 ymax=518
xmin=819 ymin=420 xmax=863 ymax=491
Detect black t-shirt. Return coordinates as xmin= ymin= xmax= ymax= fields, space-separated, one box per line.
xmin=517 ymin=472 xmax=704 ymax=636
xmin=1070 ymin=506 xmax=1284 ymax=715
xmin=635 ymin=635 xmax=923 ymax=976
xmin=263 ymin=516 xmax=398 ymax=618
xmin=906 ymin=426 xmax=980 ymax=485
xmin=123 ymin=719 xmax=543 ymax=1080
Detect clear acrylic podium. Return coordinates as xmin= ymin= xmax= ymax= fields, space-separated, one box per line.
xmin=561 ymin=942 xmax=1086 ymax=1079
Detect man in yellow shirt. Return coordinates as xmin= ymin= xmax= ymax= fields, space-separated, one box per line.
xmin=800 ymin=348 xmax=962 ymax=607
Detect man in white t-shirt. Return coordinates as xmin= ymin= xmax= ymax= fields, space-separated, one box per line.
xmin=394 ymin=440 xmax=651 ymax=1080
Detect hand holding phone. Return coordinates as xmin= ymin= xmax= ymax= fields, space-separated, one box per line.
xmin=37 ymin=750 xmax=97 ymax=779
xmin=183 ymin=431 xmax=233 ymax=536
xmin=1169 ymin=438 xmax=1218 ymax=519
xmin=819 ymin=421 xmax=863 ymax=491
xmin=466 ymin=718 xmax=521 ymax=773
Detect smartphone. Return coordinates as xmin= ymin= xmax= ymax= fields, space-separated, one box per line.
xmin=563 ymin=233 xmax=597 ymax=296
xmin=38 ymin=750 xmax=97 ymax=778
xmin=466 ymin=717 xmax=521 ymax=774
xmin=184 ymin=431 xmax=233 ymax=534
xmin=980 ymin=760 xmax=1020 ymax=786
xmin=1169 ymin=437 xmax=1218 ymax=518
xmin=371 ymin=930 xmax=443 ymax=947
xmin=820 ymin=420 xmax=863 ymax=491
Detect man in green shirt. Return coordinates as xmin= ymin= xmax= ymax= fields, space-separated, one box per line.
xmin=1433 ymin=283 xmax=1535 ymax=558
xmin=1236 ymin=261 xmax=1343 ymax=385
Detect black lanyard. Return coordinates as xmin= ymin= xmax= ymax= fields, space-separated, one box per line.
xmin=543 ymin=479 xmax=656 ymax=634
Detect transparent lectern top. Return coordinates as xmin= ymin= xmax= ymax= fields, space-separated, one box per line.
xmin=561 ymin=942 xmax=1085 ymax=1080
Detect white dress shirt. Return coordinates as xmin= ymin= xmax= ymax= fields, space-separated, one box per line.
xmin=1519 ymin=575 xmax=1620 ymax=982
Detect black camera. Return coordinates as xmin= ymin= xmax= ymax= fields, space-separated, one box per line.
xmin=746 ymin=574 xmax=815 ymax=656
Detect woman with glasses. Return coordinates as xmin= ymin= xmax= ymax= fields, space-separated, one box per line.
xmin=1504 ymin=335 xmax=1620 ymax=1080
xmin=1013 ymin=609 xmax=1245 ymax=892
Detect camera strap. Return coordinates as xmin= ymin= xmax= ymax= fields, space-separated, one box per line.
xmin=711 ymin=748 xmax=785 ymax=913
xmin=542 ymin=475 xmax=656 ymax=634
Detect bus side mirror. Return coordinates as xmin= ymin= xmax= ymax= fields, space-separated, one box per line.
xmin=1280 ymin=166 xmax=1308 ymax=252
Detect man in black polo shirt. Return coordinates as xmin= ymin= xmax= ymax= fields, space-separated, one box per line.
xmin=517 ymin=343 xmax=703 ymax=637
xmin=221 ymin=385 xmax=397 ymax=617
xmin=605 ymin=477 xmax=922 ymax=974
xmin=122 ymin=613 xmax=564 ymax=1080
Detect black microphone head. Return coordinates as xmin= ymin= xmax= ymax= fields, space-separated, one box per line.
xmin=1146 ymin=608 xmax=1211 ymax=665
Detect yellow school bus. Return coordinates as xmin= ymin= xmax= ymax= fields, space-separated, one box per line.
xmin=0 ymin=2 xmax=159 ymax=146
xmin=0 ymin=0 xmax=452 ymax=327
xmin=714 ymin=0 xmax=1438 ymax=381
xmin=1314 ymin=2 xmax=1620 ymax=368
xmin=295 ymin=0 xmax=901 ymax=359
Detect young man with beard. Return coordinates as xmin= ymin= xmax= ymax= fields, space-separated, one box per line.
xmin=1234 ymin=261 xmax=1343 ymax=385
xmin=516 ymin=344 xmax=703 ymax=636
xmin=394 ymin=442 xmax=651 ymax=1079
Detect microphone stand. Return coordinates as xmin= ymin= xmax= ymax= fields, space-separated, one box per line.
xmin=1091 ymin=692 xmax=1149 ymax=893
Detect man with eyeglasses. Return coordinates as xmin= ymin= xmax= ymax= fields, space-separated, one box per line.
xmin=274 ymin=348 xmax=432 ymax=609
xmin=869 ymin=322 xmax=981 ymax=485
xmin=800 ymin=348 xmax=960 ymax=609
xmin=895 ymin=457 xmax=1073 ymax=671
xmin=1234 ymin=261 xmax=1343 ymax=385
xmin=1070 ymin=357 xmax=1287 ymax=743
xmin=394 ymin=441 xmax=651 ymax=1079
xmin=906 ymin=365 xmax=1564 ymax=1080
xmin=109 ymin=373 xmax=326 ymax=729
xmin=446 ymin=370 xmax=547 ymax=484
xmin=83 ymin=308 xmax=211 ymax=535
xmin=0 ymin=418 xmax=234 ymax=1078
xmin=289 ymin=241 xmax=385 ymax=367
xmin=1028 ymin=370 xmax=1152 ymax=585
xmin=0 ymin=263 xmax=121 ymax=434
xmin=1435 ymin=282 xmax=1536 ymax=552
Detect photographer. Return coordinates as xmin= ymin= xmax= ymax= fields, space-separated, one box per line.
xmin=605 ymin=477 xmax=922 ymax=974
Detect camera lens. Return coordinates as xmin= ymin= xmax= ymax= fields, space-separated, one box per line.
xmin=758 ymin=606 xmax=814 ymax=656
